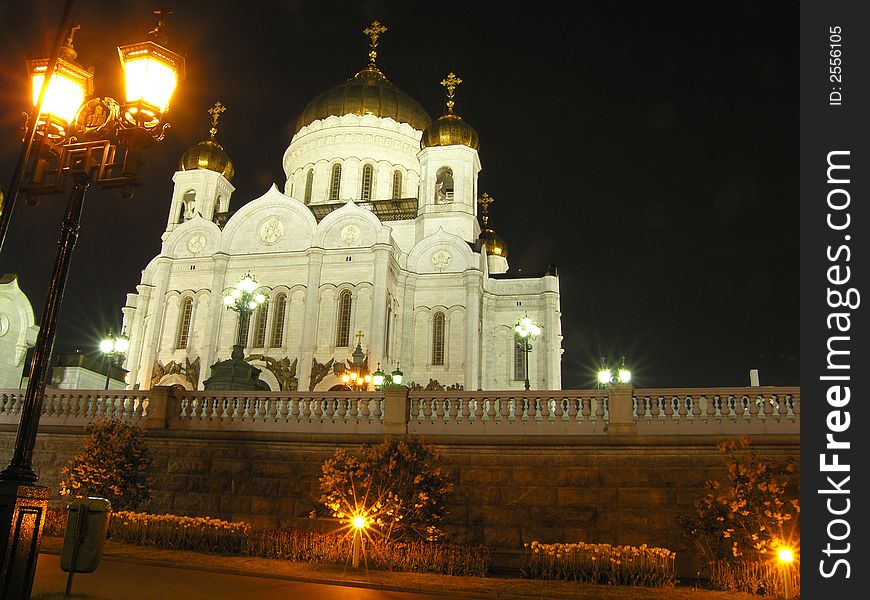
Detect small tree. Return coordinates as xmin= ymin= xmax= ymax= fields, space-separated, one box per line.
xmin=59 ymin=418 xmax=153 ymax=510
xmin=676 ymin=436 xmax=800 ymax=562
xmin=314 ymin=436 xmax=454 ymax=541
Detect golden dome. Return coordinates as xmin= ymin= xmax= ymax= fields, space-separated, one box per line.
xmin=480 ymin=228 xmax=508 ymax=258
xmin=180 ymin=101 xmax=234 ymax=181
xmin=294 ymin=64 xmax=431 ymax=133
xmin=421 ymin=112 xmax=480 ymax=150
xmin=179 ymin=138 xmax=234 ymax=181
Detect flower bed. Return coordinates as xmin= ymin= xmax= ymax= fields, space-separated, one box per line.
xmin=43 ymin=508 xmax=490 ymax=577
xmin=709 ymin=559 xmax=799 ymax=597
xmin=523 ymin=541 xmax=676 ymax=587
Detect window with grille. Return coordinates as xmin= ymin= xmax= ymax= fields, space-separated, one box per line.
xmin=304 ymin=169 xmax=314 ymax=204
xmin=176 ymin=297 xmax=193 ymax=349
xmin=361 ymin=164 xmax=373 ymax=201
xmin=329 ymin=163 xmax=342 ymax=201
xmin=270 ymin=293 xmax=286 ymax=347
xmin=239 ymin=312 xmax=252 ymax=347
xmin=336 ymin=290 xmax=352 ymax=347
xmin=432 ymin=312 xmax=445 ymax=366
xmin=514 ymin=337 xmax=527 ymax=381
xmin=252 ymin=304 xmax=268 ymax=348
xmin=391 ymin=169 xmax=402 ymax=199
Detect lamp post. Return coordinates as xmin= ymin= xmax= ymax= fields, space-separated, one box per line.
xmin=0 ymin=10 xmax=184 ymax=599
xmin=351 ymin=514 xmax=368 ymax=569
xmin=99 ymin=329 xmax=129 ymax=390
xmin=597 ymin=356 xmax=632 ymax=388
xmin=222 ymin=272 xmax=267 ymax=361
xmin=372 ymin=362 xmax=403 ymax=390
xmin=341 ymin=332 xmax=372 ymax=391
xmin=778 ymin=547 xmax=795 ymax=600
xmin=514 ymin=315 xmax=541 ymax=391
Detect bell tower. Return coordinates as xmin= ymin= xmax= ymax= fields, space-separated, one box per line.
xmin=165 ymin=102 xmax=235 ymax=238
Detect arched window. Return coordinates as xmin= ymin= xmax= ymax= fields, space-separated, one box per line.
xmin=304 ymin=169 xmax=314 ymax=204
xmin=336 ymin=290 xmax=352 ymax=347
xmin=252 ymin=304 xmax=268 ymax=348
xmin=434 ymin=167 xmax=454 ymax=204
xmin=432 ymin=312 xmax=445 ymax=366
xmin=391 ymin=169 xmax=403 ymax=199
xmin=360 ymin=164 xmax=373 ymax=201
xmin=514 ymin=337 xmax=527 ymax=381
xmin=329 ymin=163 xmax=342 ymax=201
xmin=175 ymin=297 xmax=193 ymax=349
xmin=269 ymin=293 xmax=287 ymax=348
xmin=180 ymin=189 xmax=196 ymax=222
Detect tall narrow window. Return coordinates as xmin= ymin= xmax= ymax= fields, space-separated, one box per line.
xmin=304 ymin=169 xmax=314 ymax=204
xmin=269 ymin=293 xmax=287 ymax=348
xmin=384 ymin=302 xmax=392 ymax=359
xmin=360 ymin=164 xmax=373 ymax=201
xmin=434 ymin=167 xmax=454 ymax=204
xmin=176 ymin=297 xmax=193 ymax=349
xmin=514 ymin=337 xmax=527 ymax=381
xmin=336 ymin=290 xmax=352 ymax=347
xmin=329 ymin=163 xmax=342 ymax=201
xmin=391 ymin=169 xmax=403 ymax=199
xmin=432 ymin=312 xmax=445 ymax=366
xmin=239 ymin=312 xmax=252 ymax=347
xmin=252 ymin=304 xmax=268 ymax=348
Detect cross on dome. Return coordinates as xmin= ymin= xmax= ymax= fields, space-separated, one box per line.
xmin=363 ymin=20 xmax=388 ymax=66
xmin=208 ymin=101 xmax=226 ymax=139
xmin=479 ymin=192 xmax=494 ymax=227
xmin=440 ymin=72 xmax=462 ymax=114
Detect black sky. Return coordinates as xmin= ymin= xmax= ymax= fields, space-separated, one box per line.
xmin=0 ymin=0 xmax=798 ymax=389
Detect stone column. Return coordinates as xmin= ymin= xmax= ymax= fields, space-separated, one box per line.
xmin=607 ymin=383 xmax=636 ymax=435
xmin=382 ymin=385 xmax=409 ymax=435
xmin=123 ymin=286 xmax=149 ymax=390
xmin=199 ymin=252 xmax=230 ymax=386
xmin=298 ymin=249 xmax=324 ymax=391
xmin=463 ymin=272 xmax=482 ymax=391
xmin=138 ymin=257 xmax=172 ymax=390
xmin=368 ymin=245 xmax=390 ymax=369
xmin=398 ymin=274 xmax=417 ymax=369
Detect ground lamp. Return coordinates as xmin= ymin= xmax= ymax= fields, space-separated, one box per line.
xmin=351 ymin=514 xmax=368 ymax=569
xmin=514 ymin=315 xmax=541 ymax=391
xmin=0 ymin=9 xmax=184 ymax=599
xmin=99 ymin=329 xmax=129 ymax=389
xmin=597 ymin=356 xmax=632 ymax=388
xmin=778 ymin=547 xmax=794 ymax=600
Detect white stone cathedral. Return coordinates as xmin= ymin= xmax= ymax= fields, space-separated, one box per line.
xmin=120 ymin=22 xmax=563 ymax=393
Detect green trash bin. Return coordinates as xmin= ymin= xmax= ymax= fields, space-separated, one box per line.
xmin=60 ymin=497 xmax=112 ymax=573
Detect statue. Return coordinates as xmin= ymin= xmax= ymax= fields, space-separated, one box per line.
xmin=247 ymin=354 xmax=298 ymax=391
xmin=309 ymin=357 xmax=335 ymax=391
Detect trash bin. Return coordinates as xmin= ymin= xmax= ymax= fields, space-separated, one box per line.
xmin=60 ymin=497 xmax=112 ymax=573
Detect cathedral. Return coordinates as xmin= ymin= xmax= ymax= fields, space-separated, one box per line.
xmin=119 ymin=22 xmax=563 ymax=393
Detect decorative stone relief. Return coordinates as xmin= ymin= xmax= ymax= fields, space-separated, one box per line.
xmin=431 ymin=250 xmax=451 ymax=272
xmin=258 ymin=217 xmax=285 ymax=245
xmin=340 ymin=224 xmax=360 ymax=246
xmin=187 ymin=233 xmax=206 ymax=254
xmin=0 ymin=313 xmax=9 ymax=337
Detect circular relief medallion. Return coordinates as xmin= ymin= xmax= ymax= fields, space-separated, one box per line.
xmin=258 ymin=217 xmax=285 ymax=245
xmin=187 ymin=233 xmax=206 ymax=254
xmin=340 ymin=224 xmax=360 ymax=246
xmin=431 ymin=249 xmax=452 ymax=272
xmin=73 ymin=97 xmax=119 ymax=135
xmin=0 ymin=313 xmax=9 ymax=337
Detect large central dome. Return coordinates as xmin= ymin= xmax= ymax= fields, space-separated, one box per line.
xmin=294 ymin=64 xmax=431 ymax=134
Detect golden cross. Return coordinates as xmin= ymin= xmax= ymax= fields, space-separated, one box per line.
xmin=355 ymin=330 xmax=365 ymax=346
xmin=479 ymin=193 xmax=494 ymax=227
xmin=208 ymin=101 xmax=226 ymax=138
xmin=363 ymin=20 xmax=387 ymax=65
xmin=440 ymin=73 xmax=462 ymax=113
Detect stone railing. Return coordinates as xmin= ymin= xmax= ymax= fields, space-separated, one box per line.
xmin=0 ymin=384 xmax=799 ymax=436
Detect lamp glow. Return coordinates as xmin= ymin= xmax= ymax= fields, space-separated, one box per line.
xmin=778 ymin=548 xmax=794 ymax=563
xmin=99 ymin=339 xmax=114 ymax=353
xmin=31 ymin=71 xmax=86 ymax=124
xmin=353 ymin=516 xmax=367 ymax=529
xmin=121 ymin=57 xmax=177 ymax=112
xmin=114 ymin=335 xmax=130 ymax=354
xmin=618 ymin=368 xmax=632 ymax=383
xmin=598 ymin=369 xmax=612 ymax=385
xmin=223 ymin=295 xmax=234 ymax=305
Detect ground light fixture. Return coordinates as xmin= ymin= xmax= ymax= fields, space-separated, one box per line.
xmin=777 ymin=547 xmax=795 ymax=600
xmin=351 ymin=514 xmax=368 ymax=568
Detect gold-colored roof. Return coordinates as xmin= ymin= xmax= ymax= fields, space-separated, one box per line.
xmin=294 ymin=64 xmax=431 ymax=133
xmin=420 ymin=72 xmax=479 ymax=150
xmin=478 ymin=193 xmax=507 ymax=258
xmin=179 ymin=101 xmax=234 ymax=181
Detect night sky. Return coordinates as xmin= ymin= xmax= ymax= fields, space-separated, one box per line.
xmin=0 ymin=0 xmax=798 ymax=389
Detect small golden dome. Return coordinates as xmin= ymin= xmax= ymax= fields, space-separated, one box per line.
xmin=294 ymin=65 xmax=431 ymax=133
xmin=179 ymin=101 xmax=234 ymax=181
xmin=480 ymin=228 xmax=508 ymax=258
xmin=179 ymin=138 xmax=234 ymax=181
xmin=421 ymin=113 xmax=480 ymax=150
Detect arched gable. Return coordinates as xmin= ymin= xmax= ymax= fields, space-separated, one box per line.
xmin=221 ymin=184 xmax=317 ymax=254
xmin=314 ymin=199 xmax=386 ymax=249
xmin=407 ymin=227 xmax=475 ymax=274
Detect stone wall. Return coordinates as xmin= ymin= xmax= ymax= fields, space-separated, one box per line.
xmin=0 ymin=427 xmax=799 ymax=575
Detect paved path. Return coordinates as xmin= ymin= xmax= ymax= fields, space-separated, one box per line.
xmin=33 ymin=553 xmax=452 ymax=600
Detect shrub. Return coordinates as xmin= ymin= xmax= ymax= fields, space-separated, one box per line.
xmin=58 ymin=418 xmax=153 ymax=510
xmin=522 ymin=541 xmax=677 ymax=587
xmin=314 ymin=436 xmax=454 ymax=541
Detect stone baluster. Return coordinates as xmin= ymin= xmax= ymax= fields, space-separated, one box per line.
xmin=691 ymin=396 xmax=702 ymax=419
xmin=435 ymin=397 xmax=446 ymax=421
xmin=748 ymin=396 xmax=760 ymax=419
xmin=447 ymin=398 xmax=459 ymax=423
xmin=361 ymin=397 xmax=370 ymax=420
xmin=371 ymin=396 xmax=383 ymax=422
xmin=676 ymin=396 xmax=688 ymax=420
xmin=762 ymin=394 xmax=774 ymax=418
xmin=594 ymin=397 xmax=605 ymax=421
xmin=336 ymin=397 xmax=347 ymax=420
xmin=300 ymin=397 xmax=311 ymax=421
xmin=288 ymin=397 xmax=299 ymax=421
xmin=499 ymin=396 xmax=510 ymax=420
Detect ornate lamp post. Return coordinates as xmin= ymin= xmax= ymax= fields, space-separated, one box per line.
xmin=99 ymin=329 xmax=129 ymax=390
xmin=0 ymin=10 xmax=185 ymax=598
xmin=341 ymin=331 xmax=372 ymax=391
xmin=222 ymin=272 xmax=267 ymax=360
xmin=514 ymin=315 xmax=541 ymax=391
xmin=597 ymin=356 xmax=632 ymax=388
xmin=372 ymin=362 xmax=403 ymax=390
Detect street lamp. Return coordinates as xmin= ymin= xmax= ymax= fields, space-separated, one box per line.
xmin=0 ymin=9 xmax=185 ymax=598
xmin=99 ymin=329 xmax=129 ymax=390
xmin=351 ymin=513 xmax=368 ymax=569
xmin=514 ymin=315 xmax=541 ymax=391
xmin=777 ymin=547 xmax=795 ymax=600
xmin=372 ymin=362 xmax=404 ymax=390
xmin=597 ymin=356 xmax=632 ymax=388
xmin=222 ymin=273 xmax=267 ymax=360
xmin=341 ymin=333 xmax=372 ymax=391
